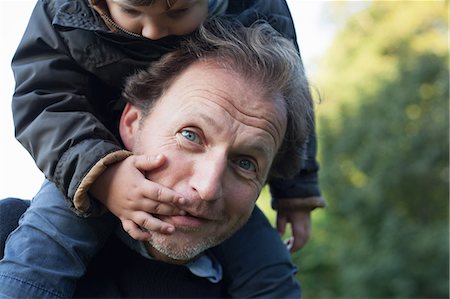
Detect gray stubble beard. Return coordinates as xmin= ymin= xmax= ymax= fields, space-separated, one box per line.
xmin=147 ymin=219 xmax=245 ymax=261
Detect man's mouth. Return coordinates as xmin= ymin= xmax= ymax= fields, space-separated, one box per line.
xmin=159 ymin=213 xmax=210 ymax=228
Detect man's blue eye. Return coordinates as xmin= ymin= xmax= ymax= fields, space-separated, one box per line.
xmin=181 ymin=130 xmax=198 ymax=142
xmin=238 ymin=159 xmax=256 ymax=172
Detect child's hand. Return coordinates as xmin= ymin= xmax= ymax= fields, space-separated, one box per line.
xmin=276 ymin=207 xmax=311 ymax=253
xmin=90 ymin=154 xmax=187 ymax=241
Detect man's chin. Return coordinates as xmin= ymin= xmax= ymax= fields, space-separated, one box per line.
xmin=145 ymin=216 xmax=246 ymax=264
xmin=145 ymin=232 xmax=217 ymax=264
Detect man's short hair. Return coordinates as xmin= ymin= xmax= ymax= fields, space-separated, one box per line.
xmin=122 ymin=17 xmax=313 ymax=179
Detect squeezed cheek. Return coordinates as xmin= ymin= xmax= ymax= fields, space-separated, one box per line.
xmin=144 ymin=150 xmax=187 ymax=187
xmin=157 ymin=136 xmax=181 ymax=151
xmin=148 ymin=139 xmax=190 ymax=181
xmin=137 ymin=135 xmax=178 ymax=162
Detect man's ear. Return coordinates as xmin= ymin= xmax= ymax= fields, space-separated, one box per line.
xmin=119 ymin=103 xmax=141 ymax=151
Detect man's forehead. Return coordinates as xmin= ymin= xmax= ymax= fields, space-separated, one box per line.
xmin=166 ymin=61 xmax=285 ymax=117
xmin=157 ymin=61 xmax=287 ymax=149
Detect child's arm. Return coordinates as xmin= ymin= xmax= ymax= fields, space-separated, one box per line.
xmin=270 ymin=132 xmax=326 ymax=251
xmin=12 ymin=1 xmax=118 ymax=215
xmin=12 ymin=1 xmax=182 ymax=221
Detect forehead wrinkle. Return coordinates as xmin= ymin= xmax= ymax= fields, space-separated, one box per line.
xmin=194 ymin=108 xmax=275 ymax=157
xmin=196 ymin=113 xmax=220 ymax=132
xmin=188 ymin=108 xmax=274 ymax=159
xmin=190 ymin=87 xmax=285 ymax=149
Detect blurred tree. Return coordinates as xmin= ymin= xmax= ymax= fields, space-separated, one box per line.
xmin=294 ymin=1 xmax=449 ymax=298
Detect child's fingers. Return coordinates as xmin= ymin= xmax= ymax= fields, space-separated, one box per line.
xmin=138 ymin=199 xmax=186 ymax=216
xmin=132 ymin=211 xmax=175 ymax=235
xmin=276 ymin=214 xmax=287 ymax=236
xmin=122 ymin=219 xmax=152 ymax=241
xmin=133 ymin=154 xmax=166 ymax=172
xmin=143 ymin=180 xmax=189 ymax=206
xmin=133 ymin=154 xmax=189 ymax=206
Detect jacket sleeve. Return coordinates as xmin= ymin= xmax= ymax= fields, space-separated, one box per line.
xmin=269 ymin=131 xmax=326 ymax=209
xmin=12 ymin=1 xmax=122 ymax=215
xmin=229 ymin=0 xmax=323 ymax=205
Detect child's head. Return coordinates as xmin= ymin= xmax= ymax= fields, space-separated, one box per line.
xmin=105 ymin=0 xmax=208 ymax=40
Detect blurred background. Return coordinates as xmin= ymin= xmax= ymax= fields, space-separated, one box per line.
xmin=0 ymin=1 xmax=448 ymax=298
xmin=259 ymin=1 xmax=449 ymax=298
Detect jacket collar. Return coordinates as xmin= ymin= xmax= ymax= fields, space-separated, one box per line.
xmin=51 ymin=0 xmax=110 ymax=32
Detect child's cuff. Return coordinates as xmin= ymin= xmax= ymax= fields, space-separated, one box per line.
xmin=273 ymin=196 xmax=326 ymax=211
xmin=74 ymin=150 xmax=133 ymax=214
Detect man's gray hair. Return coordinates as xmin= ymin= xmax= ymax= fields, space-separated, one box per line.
xmin=122 ymin=17 xmax=314 ymax=179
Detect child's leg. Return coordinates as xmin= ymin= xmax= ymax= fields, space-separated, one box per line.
xmin=0 ymin=180 xmax=117 ymax=298
xmin=211 ymin=207 xmax=301 ymax=298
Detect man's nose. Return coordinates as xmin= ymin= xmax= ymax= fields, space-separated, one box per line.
xmin=141 ymin=20 xmax=169 ymax=40
xmin=190 ymin=154 xmax=226 ymax=202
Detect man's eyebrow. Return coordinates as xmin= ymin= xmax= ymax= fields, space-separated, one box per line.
xmin=197 ymin=114 xmax=219 ymax=129
xmin=197 ymin=113 xmax=275 ymax=153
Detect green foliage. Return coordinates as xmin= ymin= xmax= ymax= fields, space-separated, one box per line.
xmin=294 ymin=1 xmax=449 ymax=298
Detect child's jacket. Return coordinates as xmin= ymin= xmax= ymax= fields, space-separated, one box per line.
xmin=12 ymin=0 xmax=324 ymax=215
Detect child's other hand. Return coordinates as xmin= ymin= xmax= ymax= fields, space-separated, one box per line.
xmin=90 ymin=154 xmax=188 ymax=241
xmin=276 ymin=206 xmax=311 ymax=253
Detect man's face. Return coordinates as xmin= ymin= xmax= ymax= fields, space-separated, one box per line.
xmin=120 ymin=61 xmax=287 ymax=262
